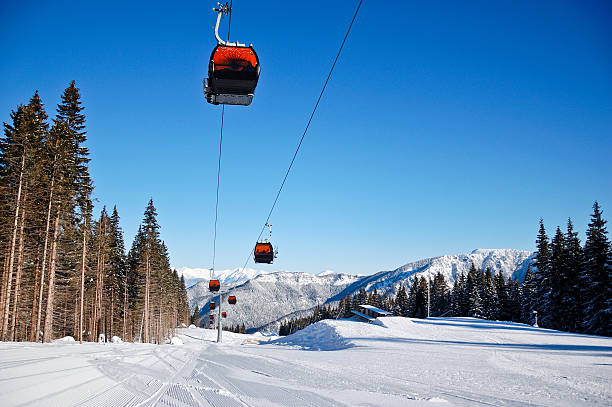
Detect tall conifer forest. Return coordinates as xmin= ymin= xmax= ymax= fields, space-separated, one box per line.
xmin=281 ymin=203 xmax=612 ymax=337
xmin=0 ymin=83 xmax=189 ymax=343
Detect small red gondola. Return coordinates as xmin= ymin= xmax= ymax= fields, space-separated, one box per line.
xmin=222 ymin=312 xmax=227 ymax=318
xmin=209 ymin=302 xmax=216 ymax=310
xmin=210 ymin=314 xmax=215 ymax=319
xmin=209 ymin=279 xmax=220 ymax=292
xmin=228 ymin=296 xmax=237 ymax=305
xmin=254 ymin=242 xmax=274 ymax=264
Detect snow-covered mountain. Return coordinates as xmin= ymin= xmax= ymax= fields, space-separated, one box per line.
xmin=177 ymin=267 xmax=270 ymax=288
xmin=352 ymin=248 xmax=535 ymax=297
xmin=186 ymin=248 xmax=535 ymax=333
xmin=190 ymin=271 xmax=360 ymax=333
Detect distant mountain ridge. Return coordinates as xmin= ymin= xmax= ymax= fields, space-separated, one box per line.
xmin=351 ymin=248 xmax=535 ymax=297
xmin=177 ymin=267 xmax=271 ymax=288
xmin=186 ymin=248 xmax=535 ymax=333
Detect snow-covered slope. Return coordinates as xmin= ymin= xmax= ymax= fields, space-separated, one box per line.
xmin=190 ymin=271 xmax=360 ymax=333
xmin=179 ymin=267 xmax=270 ymax=290
xmin=1 ymin=317 xmax=610 ymax=406
xmin=187 ymin=249 xmax=535 ymax=332
xmin=353 ymin=248 xmax=535 ymax=297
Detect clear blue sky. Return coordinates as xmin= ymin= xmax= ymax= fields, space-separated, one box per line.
xmin=1 ymin=1 xmax=611 ymax=275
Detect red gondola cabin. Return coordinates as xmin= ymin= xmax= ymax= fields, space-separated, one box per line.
xmin=222 ymin=312 xmax=227 ymax=318
xmin=209 ymin=302 xmax=216 ymax=310
xmin=205 ymin=45 xmax=260 ymax=106
xmin=254 ymin=242 xmax=274 ymax=264
xmin=228 ymin=296 xmax=237 ymax=305
xmin=209 ymin=279 xmax=220 ymax=292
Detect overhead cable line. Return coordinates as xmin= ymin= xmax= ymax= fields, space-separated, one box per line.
xmin=238 ymin=0 xmax=364 ymax=273
xmin=210 ymin=0 xmax=233 ymax=279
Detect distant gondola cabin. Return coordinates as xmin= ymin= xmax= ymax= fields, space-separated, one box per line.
xmin=254 ymin=242 xmax=274 ymax=264
xmin=209 ymin=302 xmax=216 ymax=310
xmin=222 ymin=312 xmax=227 ymax=318
xmin=209 ymin=279 xmax=220 ymax=292
xmin=228 ymin=296 xmax=237 ymax=305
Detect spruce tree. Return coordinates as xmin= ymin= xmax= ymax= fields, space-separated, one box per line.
xmin=493 ymin=271 xmax=509 ymax=321
xmin=468 ymin=285 xmax=484 ymax=319
xmin=521 ymin=266 xmax=537 ymax=324
xmin=481 ymin=268 xmax=497 ymax=320
xmin=565 ymin=218 xmax=584 ymax=332
xmin=549 ymin=226 xmax=568 ymax=330
xmin=533 ymin=220 xmax=552 ymax=328
xmin=431 ymin=272 xmax=449 ymax=316
xmin=582 ymin=202 xmax=611 ymax=336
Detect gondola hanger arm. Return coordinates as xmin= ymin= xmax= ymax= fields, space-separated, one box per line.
xmin=213 ymin=2 xmax=245 ymax=46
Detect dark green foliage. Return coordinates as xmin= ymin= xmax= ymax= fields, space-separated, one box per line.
xmin=0 ymin=85 xmax=189 ymax=343
xmin=582 ymin=202 xmax=612 ymax=336
xmin=191 ymin=305 xmax=200 ymax=327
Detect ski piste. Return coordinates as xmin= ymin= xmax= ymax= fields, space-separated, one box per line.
xmin=1 ymin=316 xmax=610 ymax=406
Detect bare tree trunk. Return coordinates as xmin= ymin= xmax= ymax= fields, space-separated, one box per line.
xmin=139 ymin=310 xmax=144 ymax=343
xmin=42 ymin=212 xmax=60 ymax=342
xmin=93 ymin=216 xmax=106 ymax=342
xmin=110 ymin=286 xmax=114 ymax=340
xmin=11 ymin=193 xmax=27 ymax=341
xmin=122 ymin=270 xmax=127 ymax=341
xmin=79 ymin=221 xmax=86 ymax=344
xmin=144 ymin=251 xmax=150 ymax=343
xmin=0 ymin=251 xmax=9 ymax=334
xmin=35 ymin=173 xmax=55 ymax=342
xmin=2 ymin=156 xmax=25 ymax=340
xmin=29 ymin=257 xmax=40 ymax=342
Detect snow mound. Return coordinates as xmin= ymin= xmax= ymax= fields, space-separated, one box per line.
xmin=188 ymin=324 xmax=197 ymax=329
xmin=111 ymin=336 xmax=122 ymax=343
xmin=52 ymin=336 xmax=75 ymax=343
xmin=271 ymin=320 xmax=354 ymax=351
xmin=170 ymin=336 xmax=183 ymax=345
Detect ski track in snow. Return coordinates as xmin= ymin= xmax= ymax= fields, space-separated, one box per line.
xmin=0 ymin=317 xmax=611 ymax=406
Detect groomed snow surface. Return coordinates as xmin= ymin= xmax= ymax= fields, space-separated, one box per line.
xmin=1 ymin=317 xmax=611 ymax=406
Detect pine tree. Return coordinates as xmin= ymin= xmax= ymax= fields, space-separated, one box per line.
xmin=533 ymin=219 xmax=552 ymax=328
xmin=507 ymin=278 xmax=522 ymax=322
xmin=479 ymin=268 xmax=496 ymax=320
xmin=549 ymin=226 xmax=567 ymax=330
xmin=431 ymin=272 xmax=449 ymax=316
xmin=582 ymin=202 xmax=612 ymax=336
xmin=394 ymin=284 xmax=409 ymax=316
xmin=191 ymin=305 xmax=200 ymax=327
xmin=468 ymin=285 xmax=483 ymax=318
xmin=0 ymin=94 xmax=47 ymax=341
xmin=565 ymin=218 xmax=584 ymax=332
xmin=521 ymin=266 xmax=537 ymax=324
xmin=493 ymin=271 xmax=509 ymax=321
xmin=42 ymin=82 xmax=89 ymax=343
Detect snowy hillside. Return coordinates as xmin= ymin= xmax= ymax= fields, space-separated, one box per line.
xmin=187 ymin=249 xmax=534 ymax=332
xmin=179 ymin=266 xmax=270 ymax=289
xmin=1 ymin=317 xmax=610 ymax=406
xmin=353 ymin=248 xmax=535 ymax=297
xmin=190 ymin=271 xmax=360 ymax=332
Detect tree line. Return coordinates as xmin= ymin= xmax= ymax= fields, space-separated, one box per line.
xmin=280 ymin=202 xmax=611 ymax=337
xmin=189 ymin=305 xmax=246 ymax=333
xmin=0 ymin=83 xmax=189 ymax=343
